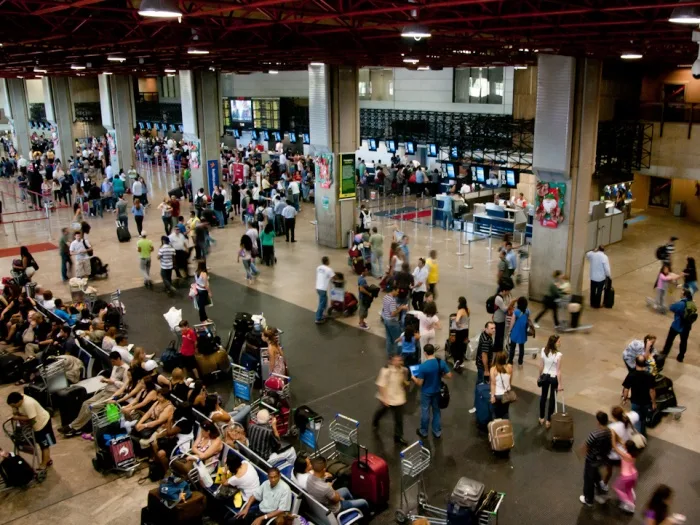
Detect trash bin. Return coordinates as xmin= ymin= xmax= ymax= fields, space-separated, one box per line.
xmin=673 ymin=201 xmax=686 ymax=217
xmin=569 ymin=294 xmax=583 ymax=328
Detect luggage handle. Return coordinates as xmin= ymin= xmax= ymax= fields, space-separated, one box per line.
xmin=555 ymin=391 xmax=566 ymax=413
xmin=357 ymin=444 xmax=370 ymax=469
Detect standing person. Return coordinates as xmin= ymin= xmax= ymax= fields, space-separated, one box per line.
xmin=69 ymin=230 xmax=92 ymax=279
xmin=372 ymin=354 xmax=408 ymax=446
xmin=492 ymin=286 xmax=513 ymax=353
xmin=662 ymin=290 xmax=696 ymax=362
xmin=315 ymin=257 xmax=334 ymax=324
xmin=469 ymin=322 xmax=495 ymax=414
xmin=157 ymin=197 xmax=173 ymax=235
xmin=489 ymin=352 xmax=513 ymax=420
xmin=357 ymin=267 xmax=372 ymax=330
xmin=425 ymin=250 xmax=439 ymax=298
xmin=369 ymin=227 xmax=384 ymax=279
xmin=508 ymin=296 xmax=532 ymax=366
xmin=579 ymin=412 xmax=613 ymax=508
xmin=194 ymin=261 xmax=212 ymax=323
xmin=131 ymin=198 xmax=145 ymax=236
xmin=410 ymin=302 xmax=440 ymax=358
xmin=238 ymin=235 xmax=260 ymax=285
xmin=116 ymin=194 xmax=128 ymax=232
xmin=58 ymin=227 xmax=72 ymax=282
xmin=661 ymin=236 xmax=678 ymax=269
xmin=212 ymin=186 xmax=226 ymax=229
xmin=282 ymin=200 xmax=297 ymax=242
xmin=169 ymin=227 xmax=190 ymax=279
xmin=586 ymin=246 xmax=611 ymax=308
xmin=451 ymin=297 xmax=470 ymax=370
xmin=683 ymin=256 xmax=697 ymax=296
xmin=504 ymin=242 xmax=517 ymax=279
xmin=288 ymin=178 xmax=300 ymax=211
xmin=603 ymin=406 xmax=640 ymax=493
xmin=654 ymin=264 xmax=682 ymax=313
xmin=412 ymin=344 xmax=451 ymax=439
xmin=7 ymin=391 xmax=55 ymax=471
xmin=178 ymin=320 xmax=198 ymax=379
xmin=136 ymin=231 xmax=154 ymax=289
xmin=622 ymin=355 xmax=656 ymax=437
xmin=158 ymin=236 xmax=177 ymax=296
xmin=359 ymin=205 xmax=372 ymax=233
xmin=381 ymin=287 xmax=407 ymax=356
xmin=260 ymin=223 xmax=276 ymax=267
xmin=534 ymin=271 xmax=563 ymax=328
xmin=538 ymin=335 xmax=563 ymax=428
xmin=411 ymin=258 xmax=428 ymax=311
xmin=131 ymin=176 xmax=144 ymax=204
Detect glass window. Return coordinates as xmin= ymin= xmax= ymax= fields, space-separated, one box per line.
xmin=454 ymin=67 xmax=504 ymax=104
xmin=359 ymin=68 xmax=394 ymax=101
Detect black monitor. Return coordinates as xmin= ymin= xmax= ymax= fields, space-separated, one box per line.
xmin=446 ymin=163 xmax=456 ymax=178
xmin=405 ymin=141 xmax=416 ymax=155
xmin=476 ymin=165 xmax=486 ymax=183
xmin=232 ymin=128 xmax=241 ymax=139
xmin=450 ymin=145 xmax=459 ymax=160
xmin=303 ymin=133 xmax=310 ymax=145
xmin=262 ymin=130 xmax=270 ymax=141
xmin=427 ymin=143 xmax=438 ymax=157
xmin=251 ymin=130 xmax=259 ymax=140
xmin=368 ymin=138 xmax=378 ymax=151
xmin=288 ymin=132 xmax=297 ymax=143
xmin=386 ymin=139 xmax=396 ymax=153
xmin=272 ymin=131 xmax=281 ymax=142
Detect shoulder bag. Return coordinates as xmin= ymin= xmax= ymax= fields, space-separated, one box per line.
xmin=82 ymin=239 xmax=94 ymax=257
xmin=499 ymin=373 xmax=517 ymax=404
xmin=537 ymin=351 xmax=556 ymax=387
xmin=436 ymin=358 xmax=450 ymax=409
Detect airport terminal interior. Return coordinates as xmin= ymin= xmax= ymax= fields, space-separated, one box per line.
xmin=0 ymin=1 xmax=700 ymax=525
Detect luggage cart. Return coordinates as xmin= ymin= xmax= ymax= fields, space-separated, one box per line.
xmin=109 ymin=289 xmax=127 ymax=328
xmin=89 ymin=402 xmax=139 ymax=476
xmin=232 ymin=363 xmax=256 ymax=405
xmin=2 ymin=418 xmax=44 ymax=482
xmin=328 ymin=413 xmax=359 ymax=447
xmin=263 ymin=373 xmax=297 ymax=437
xmin=554 ymin=295 xmax=592 ymax=334
xmin=475 ymin=492 xmax=505 ymax=524
xmin=396 ymin=441 xmax=444 ymax=524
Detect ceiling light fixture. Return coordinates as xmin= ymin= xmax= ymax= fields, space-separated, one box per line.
xmin=108 ymin=56 xmax=126 ymax=62
xmin=71 ymin=64 xmax=86 ymax=70
xmin=514 ymin=66 xmax=528 ymax=70
xmin=403 ymin=57 xmax=419 ymax=64
xmin=102 ymin=72 xmax=113 ymax=75
xmin=401 ymin=24 xmax=431 ymax=41
xmin=209 ymin=66 xmax=216 ymax=71
xmin=164 ymin=68 xmax=176 ymax=73
xmin=138 ymin=0 xmax=182 ymax=19
xmin=621 ymin=53 xmax=643 ymax=60
xmin=309 ymin=62 xmax=324 ymax=67
xmin=268 ymin=70 xmax=279 ymax=74
xmin=669 ymin=0 xmax=700 ymax=24
xmin=417 ymin=66 xmax=430 ymax=71
xmin=187 ymin=48 xmax=209 ymax=55
xmin=33 ymin=67 xmax=47 ymax=73
xmin=166 ymin=73 xmax=176 ymax=77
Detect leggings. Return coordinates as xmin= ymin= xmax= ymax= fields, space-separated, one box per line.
xmin=539 ymin=376 xmax=558 ymax=421
xmin=412 ymin=292 xmax=425 ymax=311
xmin=508 ymin=342 xmax=525 ymax=365
xmin=196 ymin=289 xmax=209 ymax=322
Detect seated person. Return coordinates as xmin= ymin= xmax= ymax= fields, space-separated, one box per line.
xmin=22 ymin=312 xmax=54 ymax=360
xmin=56 ymin=344 xmax=84 ymax=385
xmin=223 ymin=422 xmax=249 ymax=448
xmin=111 ymin=333 xmax=132 ymax=364
xmin=171 ymin=421 xmax=223 ymax=476
xmin=152 ymin=402 xmax=195 ymax=476
xmin=36 ymin=289 xmax=55 ymax=311
xmin=52 ymin=299 xmax=79 ymax=327
xmin=292 ymin=453 xmax=312 ymax=490
xmin=132 ymin=386 xmax=175 ymax=448
xmin=189 ymin=382 xmax=232 ymax=424
xmin=168 ymin=367 xmax=190 ymax=402
xmin=112 ymin=363 xmax=147 ymax=405
xmin=61 ymin=351 xmax=129 ymax=437
xmin=121 ymin=375 xmax=158 ymax=419
xmin=225 ymin=453 xmax=261 ymax=502
xmin=235 ymin=467 xmax=292 ymax=525
xmin=247 ymin=408 xmax=281 ymax=460
xmin=101 ymin=326 xmax=118 ymax=352
xmin=306 ymin=457 xmax=369 ymax=516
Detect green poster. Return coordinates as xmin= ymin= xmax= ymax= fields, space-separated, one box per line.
xmin=339 ymin=153 xmax=356 ymax=199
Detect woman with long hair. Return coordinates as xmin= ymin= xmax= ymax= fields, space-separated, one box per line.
xmin=238 ymin=234 xmax=259 ymax=284
xmin=644 ymin=485 xmax=683 ymax=525
xmin=603 ymin=405 xmax=641 ymax=491
xmin=489 ymin=351 xmax=513 ymax=420
xmin=262 ymin=327 xmax=287 ymax=376
xmin=538 ymin=335 xmax=562 ymax=428
xmin=655 ymin=263 xmax=681 ymax=312
xmin=508 ymin=296 xmax=531 ymax=366
xmin=451 ymin=296 xmax=470 ymax=370
xmin=194 ymin=261 xmax=212 ymax=322
xmin=683 ymin=256 xmax=697 ymax=296
xmin=260 ymin=222 xmax=276 ymax=267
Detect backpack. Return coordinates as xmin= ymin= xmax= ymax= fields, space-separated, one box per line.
xmin=256 ymin=210 xmax=264 ymax=222
xmin=437 ymin=359 xmax=450 ymax=409
xmin=684 ymin=300 xmax=698 ymax=326
xmin=656 ymin=245 xmax=667 ymax=260
xmin=486 ymin=295 xmax=497 ymax=314
xmin=159 ymin=476 xmax=191 ymax=507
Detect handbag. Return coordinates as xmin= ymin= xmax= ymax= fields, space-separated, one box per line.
xmin=499 ymin=374 xmax=517 ymax=404
xmin=526 ymin=317 xmax=536 ymax=337
xmin=629 ymin=423 xmax=647 ymax=450
xmin=194 ymin=459 xmax=214 ymax=488
xmin=82 ymin=239 xmax=94 ymax=257
xmin=537 ymin=350 xmax=557 ymax=387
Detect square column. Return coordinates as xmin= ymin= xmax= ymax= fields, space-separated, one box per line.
xmin=99 ymin=74 xmax=135 ymax=173
xmin=309 ymin=64 xmax=359 ymax=248
xmin=4 ymin=78 xmax=31 ymax=158
xmin=43 ymin=77 xmax=75 ymax=164
xmin=529 ymin=55 xmax=601 ymax=299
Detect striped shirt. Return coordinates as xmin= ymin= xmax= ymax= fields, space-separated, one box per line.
xmin=158 ymin=245 xmax=176 ymax=270
xmin=585 ymin=428 xmax=612 ymax=464
xmin=381 ymin=294 xmax=398 ymax=321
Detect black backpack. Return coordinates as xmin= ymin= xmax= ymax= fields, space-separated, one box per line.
xmin=437 ymin=359 xmax=450 ymax=409
xmin=656 ymin=245 xmax=667 ymax=260
xmin=486 ymin=295 xmax=497 ymax=314
xmin=0 ymin=454 xmax=35 ymax=487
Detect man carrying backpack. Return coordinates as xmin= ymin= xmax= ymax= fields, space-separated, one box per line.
xmin=662 ymin=290 xmax=696 ymax=363
xmin=412 ymin=344 xmax=452 ymax=439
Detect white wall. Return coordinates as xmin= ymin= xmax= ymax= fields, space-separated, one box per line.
xmin=25 ymin=79 xmax=44 ymax=104
xmin=221 ymin=71 xmax=309 ymax=98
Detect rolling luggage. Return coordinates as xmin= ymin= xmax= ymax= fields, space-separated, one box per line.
xmin=145 ymin=487 xmax=205 ymax=524
xmin=116 ymin=221 xmax=131 ymax=243
xmin=351 ymin=446 xmax=389 ymax=507
xmin=475 ymin=382 xmax=491 ymax=428
xmin=488 ymin=419 xmax=514 ymax=452
xmin=234 ymin=312 xmax=254 ymax=335
xmin=603 ymin=279 xmax=615 ymax=308
xmin=446 ymin=502 xmax=475 ymax=525
xmin=450 ymin=477 xmax=485 ymax=511
xmin=0 ymin=453 xmax=35 ymax=487
xmin=550 ymin=393 xmax=574 ymax=446
xmin=327 ymin=459 xmax=352 ymax=489
xmin=646 ymin=408 xmax=664 ymax=429
xmin=195 ymin=349 xmax=230 ymax=382
xmin=55 ymin=384 xmax=88 ymax=427
xmin=0 ymin=353 xmax=24 ymax=384
xmin=160 ymin=342 xmax=181 ymax=373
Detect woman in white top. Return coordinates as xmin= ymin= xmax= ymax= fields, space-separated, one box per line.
xmin=538 ymin=335 xmax=563 ymax=428
xmin=194 ymin=261 xmax=212 ymax=323
xmin=411 ymin=258 xmax=429 ymax=311
xmin=409 ymin=302 xmax=441 ymax=362
xmin=451 ymin=296 xmax=471 ymax=370
xmin=391 ymin=244 xmax=405 ymax=275
xmin=490 ymin=351 xmax=513 ymax=420
xmin=603 ymin=405 xmax=641 ymax=489
xmin=226 ymin=454 xmax=261 ymax=501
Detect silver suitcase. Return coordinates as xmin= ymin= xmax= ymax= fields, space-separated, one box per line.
xmin=450 ymin=477 xmax=485 ymax=511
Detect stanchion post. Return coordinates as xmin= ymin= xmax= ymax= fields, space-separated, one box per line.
xmin=522 ymin=242 xmax=531 ymax=272
xmin=487 ymin=233 xmax=493 ymax=263
xmin=464 ymin=240 xmax=473 ymax=269
xmin=455 ymin=227 xmax=464 ymax=256
xmin=12 ymin=220 xmax=18 ymax=244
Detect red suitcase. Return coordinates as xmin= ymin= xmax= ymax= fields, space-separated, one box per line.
xmin=351 ymin=446 xmax=389 ymax=507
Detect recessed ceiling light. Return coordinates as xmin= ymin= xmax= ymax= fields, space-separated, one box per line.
xmin=401 ymin=24 xmax=431 ymax=41
xmin=138 ymin=0 xmax=182 ymax=19
xmin=514 ymin=66 xmax=528 ymax=70
xmin=166 ymin=74 xmax=176 ymax=77
xmin=310 ymin=62 xmax=324 ymax=67
xmin=33 ymin=67 xmax=47 ymax=73
xmin=417 ymin=66 xmax=430 ymax=71
xmin=164 ymin=68 xmax=176 ymax=73
xmin=403 ymin=57 xmax=419 ymax=64
xmin=71 ymin=64 xmax=86 ymax=70
xmin=108 ymin=56 xmax=126 ymax=62
xmin=669 ymin=1 xmax=700 ymax=24
xmin=621 ymin=53 xmax=643 ymax=60
xmin=102 ymin=71 xmax=113 ymax=75
xmin=187 ymin=48 xmax=209 ymax=55
xmin=209 ymin=66 xmax=216 ymax=71
xmin=268 ymin=70 xmax=279 ymax=74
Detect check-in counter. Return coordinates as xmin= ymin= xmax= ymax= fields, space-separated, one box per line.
xmin=587 ymin=202 xmax=624 ymax=251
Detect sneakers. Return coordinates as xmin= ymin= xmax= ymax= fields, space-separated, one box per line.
xmin=468 ymin=407 xmax=477 ymax=414
xmin=598 ymin=481 xmax=609 ymax=493
xmin=63 ymin=428 xmax=81 ymax=438
xmin=359 ymin=323 xmax=370 ymax=330
xmin=534 ymin=323 xmax=541 ymax=329
xmin=594 ymin=495 xmax=608 ymax=504
xmin=81 ymin=433 xmax=94 ymax=441
xmin=579 ymin=496 xmax=593 ymax=507
xmin=618 ymin=501 xmax=635 ymax=514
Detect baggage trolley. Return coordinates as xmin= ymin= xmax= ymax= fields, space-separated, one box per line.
xmin=328 ymin=413 xmax=359 ymax=447
xmin=231 ymin=363 xmax=256 ymax=405
xmin=554 ymin=295 xmax=592 ymax=334
xmin=396 ymin=441 xmax=444 ymax=524
xmin=2 ymin=418 xmax=44 ymax=482
xmin=475 ymin=492 xmax=505 ymax=524
xmin=109 ymin=289 xmax=127 ymax=328
xmin=89 ymin=402 xmax=139 ymax=476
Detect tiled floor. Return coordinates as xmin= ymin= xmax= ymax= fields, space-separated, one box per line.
xmin=0 ymin=164 xmax=698 ymax=524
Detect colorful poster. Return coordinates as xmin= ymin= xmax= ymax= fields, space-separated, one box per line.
xmin=535 ymin=181 xmax=566 ymax=228
xmin=107 ymin=130 xmax=118 ymax=172
xmin=232 ymin=163 xmax=244 ymax=183
xmin=338 ymin=153 xmax=356 ymax=200
xmin=187 ymin=139 xmax=201 ymax=170
xmin=207 ymin=159 xmax=220 ymax=192
xmin=315 ymin=153 xmax=333 ymax=189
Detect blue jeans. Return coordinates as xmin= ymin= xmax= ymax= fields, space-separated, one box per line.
xmin=687 ymin=280 xmax=698 ymax=296
xmin=337 ymin=487 xmax=370 ymax=515
xmin=383 ymin=318 xmax=402 ymax=356
xmin=301 ymin=183 xmax=310 ymax=201
xmin=242 ymin=259 xmax=259 ymax=280
xmin=316 ymin=289 xmax=327 ymax=322
xmin=91 ymin=199 xmax=103 ymax=217
xmin=371 ymin=253 xmax=383 ymax=278
xmin=293 ymin=193 xmax=300 ymax=211
xmin=60 ymin=252 xmax=71 ymax=281
xmin=474 ymin=368 xmax=485 ymax=403
xmin=419 ymin=392 xmax=441 ymax=437
xmin=631 ymin=402 xmax=651 ymax=437
xmin=214 ymin=209 xmax=224 ymax=228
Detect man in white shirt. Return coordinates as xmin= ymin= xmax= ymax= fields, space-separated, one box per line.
xmin=282 ymin=200 xmax=297 ymax=242
xmin=131 ymin=178 xmax=144 ymax=200
xmin=246 ymin=222 xmax=260 ymax=250
xmin=315 ymin=256 xmax=335 ymax=324
xmin=69 ymin=231 xmax=92 ymax=278
xmin=112 ymin=333 xmax=133 ymax=364
xmin=288 ymin=180 xmax=300 ymax=211
xmin=105 ymin=164 xmax=113 ymax=180
xmin=586 ymin=245 xmax=611 ymax=308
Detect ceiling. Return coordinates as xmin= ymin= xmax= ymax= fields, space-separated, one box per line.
xmin=0 ymin=0 xmax=699 ymax=77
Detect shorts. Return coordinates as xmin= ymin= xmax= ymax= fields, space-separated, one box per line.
xmin=35 ymin=420 xmax=56 ymax=449
xmin=180 ymin=354 xmax=198 ymax=373
xmin=358 ymin=303 xmax=369 ymax=319
xmin=76 ymin=258 xmax=91 ymax=277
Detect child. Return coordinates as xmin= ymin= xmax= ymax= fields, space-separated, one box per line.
xmin=396 ymin=326 xmax=419 ymax=367
xmin=614 ymin=440 xmax=641 ymax=514
xmin=655 ymin=264 xmax=681 ymax=312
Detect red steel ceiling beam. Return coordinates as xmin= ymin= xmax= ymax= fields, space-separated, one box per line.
xmin=33 ymin=0 xmax=104 ymax=15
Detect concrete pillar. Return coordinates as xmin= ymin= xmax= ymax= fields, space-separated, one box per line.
xmin=529 ymin=55 xmax=601 ymax=300
xmin=43 ymin=77 xmax=75 ymax=164
xmin=5 ymin=78 xmax=31 ymax=158
xmin=309 ymin=64 xmax=359 ymax=248
xmin=179 ymin=70 xmax=221 ymax=194
xmin=99 ymin=74 xmax=135 ymax=173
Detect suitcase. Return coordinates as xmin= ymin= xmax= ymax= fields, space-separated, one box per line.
xmin=550 ymin=393 xmax=574 ymax=446
xmin=446 ymin=501 xmax=475 ymax=525
xmin=116 ymin=221 xmax=131 ymax=243
xmin=55 ymin=384 xmax=88 ymax=427
xmin=195 ymin=349 xmax=231 ymax=381
xmin=146 ymin=488 xmax=205 ymax=524
xmin=475 ymin=382 xmax=492 ymax=428
xmin=24 ymin=383 xmax=51 ymax=411
xmin=450 ymin=477 xmax=485 ymax=511
xmin=234 ymin=312 xmax=254 ymax=334
xmin=655 ymin=374 xmax=674 ymax=397
xmin=646 ymin=408 xmax=664 ymax=429
xmin=0 ymin=453 xmax=35 ymax=487
xmin=488 ymin=419 xmax=514 ymax=452
xmin=603 ymin=281 xmax=615 ymax=308
xmin=351 ymin=446 xmax=389 ymax=507
xmin=0 ymin=353 xmax=24 ymax=384
xmin=109 ymin=435 xmax=135 ymax=468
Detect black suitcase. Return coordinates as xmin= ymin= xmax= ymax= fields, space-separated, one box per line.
xmin=234 ymin=312 xmax=254 ymax=334
xmin=116 ymin=221 xmax=131 ymax=243
xmin=603 ymin=282 xmax=615 ymax=308
xmin=55 ymin=384 xmax=88 ymax=428
xmin=0 ymin=454 xmax=35 ymax=487
xmin=646 ymin=408 xmax=664 ymax=429
xmin=0 ymin=353 xmax=24 ymax=384
xmin=24 ymin=383 xmax=51 ymax=410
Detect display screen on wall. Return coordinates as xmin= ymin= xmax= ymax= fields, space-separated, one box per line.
xmin=138 ymin=122 xmax=145 ymax=129
xmin=303 ymin=133 xmax=310 ymax=145
xmin=233 ymin=129 xmax=241 ymax=138
xmin=230 ymin=99 xmax=253 ymax=122
xmin=648 ymin=176 xmax=672 ymax=208
xmin=476 ymin=166 xmax=486 ymax=182
xmin=450 ymin=145 xmax=459 ymax=160
xmin=288 ymin=132 xmax=297 ymax=143
xmin=405 ymin=141 xmax=416 ymax=155
xmin=427 ymin=143 xmax=438 ymax=157
xmin=178 ymin=125 xmax=184 ymax=133
xmin=261 ymin=130 xmax=270 ymax=141
xmin=169 ymin=124 xmax=176 ymax=132
xmin=506 ymin=169 xmax=519 ymax=188
xmin=446 ymin=163 xmax=456 ymax=178
xmin=386 ymin=140 xmax=396 ymax=153
xmin=368 ymin=138 xmax=378 ymax=151
xmin=251 ymin=130 xmax=259 ymax=140
xmin=339 ymin=153 xmax=356 ymax=200
xmin=272 ymin=131 xmax=281 ymax=142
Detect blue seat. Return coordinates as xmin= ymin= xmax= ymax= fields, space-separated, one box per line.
xmin=338 ymin=509 xmax=363 ymax=525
